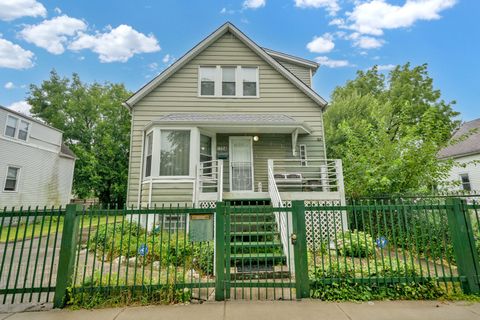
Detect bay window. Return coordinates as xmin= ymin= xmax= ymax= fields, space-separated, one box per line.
xmin=144 ymin=132 xmax=153 ymax=177
xmin=159 ymin=130 xmax=190 ymax=176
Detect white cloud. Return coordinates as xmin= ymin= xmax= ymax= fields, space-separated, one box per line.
xmin=243 ymin=0 xmax=266 ymax=9
xmin=347 ymin=0 xmax=457 ymax=35
xmin=19 ymin=15 xmax=87 ymax=54
xmin=4 ymin=81 xmax=15 ymax=89
xmin=0 ymin=38 xmax=34 ymax=69
xmin=148 ymin=62 xmax=159 ymax=71
xmin=54 ymin=7 xmax=62 ymax=14
xmin=162 ymin=54 xmax=170 ymax=64
xmin=377 ymin=64 xmax=396 ymax=71
xmin=353 ymin=35 xmax=384 ymax=49
xmin=315 ymin=56 xmax=351 ymax=68
xmin=294 ymin=0 xmax=340 ymax=15
xmin=329 ymin=18 xmax=345 ymax=26
xmin=0 ymin=0 xmax=46 ymax=21
xmin=7 ymin=100 xmax=32 ymax=116
xmin=306 ymin=33 xmax=335 ymax=53
xmin=220 ymin=7 xmax=235 ymax=14
xmin=69 ymin=25 xmax=160 ymax=63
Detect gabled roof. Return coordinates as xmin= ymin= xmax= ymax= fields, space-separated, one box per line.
xmin=263 ymin=48 xmax=319 ymax=74
xmin=124 ymin=22 xmax=327 ymax=109
xmin=438 ymin=118 xmax=480 ymax=159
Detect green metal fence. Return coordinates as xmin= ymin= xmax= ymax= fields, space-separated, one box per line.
xmin=303 ymin=198 xmax=480 ymax=298
xmin=1 ymin=198 xmax=479 ymax=307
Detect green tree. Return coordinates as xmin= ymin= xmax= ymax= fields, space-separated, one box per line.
xmin=324 ymin=63 xmax=460 ymax=197
xmin=27 ymin=70 xmax=131 ymax=205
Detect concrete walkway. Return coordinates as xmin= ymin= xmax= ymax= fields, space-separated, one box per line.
xmin=1 ymin=300 xmax=480 ymax=320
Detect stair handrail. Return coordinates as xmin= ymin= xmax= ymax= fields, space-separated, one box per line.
xmin=268 ymin=160 xmax=292 ymax=269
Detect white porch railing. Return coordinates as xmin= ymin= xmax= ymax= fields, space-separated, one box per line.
xmin=267 ymin=160 xmax=294 ymax=270
xmin=195 ymin=160 xmax=224 ymax=205
xmin=269 ymin=159 xmax=345 ymax=197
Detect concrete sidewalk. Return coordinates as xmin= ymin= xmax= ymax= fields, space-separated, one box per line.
xmin=1 ymin=300 xmax=480 ymax=320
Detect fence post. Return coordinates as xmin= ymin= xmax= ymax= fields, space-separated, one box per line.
xmin=215 ymin=201 xmax=225 ymax=301
xmin=445 ymin=198 xmax=480 ymax=294
xmin=53 ymin=204 xmax=81 ymax=308
xmin=292 ymin=200 xmax=309 ymax=299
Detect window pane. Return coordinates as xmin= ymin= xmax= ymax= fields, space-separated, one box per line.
xmin=200 ymin=67 xmax=216 ymax=96
xmin=200 ymin=134 xmax=212 ymax=156
xmin=243 ymin=82 xmax=256 ymax=96
xmin=4 ymin=167 xmax=18 ymax=191
xmin=242 ymin=68 xmax=257 ymax=96
xmin=160 ymin=130 xmax=190 ymax=176
xmin=145 ymin=133 xmax=153 ymax=177
xmin=18 ymin=121 xmax=29 ymax=141
xmin=201 ymin=81 xmax=214 ymax=95
xmin=5 ymin=116 xmax=17 ymax=138
xmin=222 ymin=67 xmax=236 ymax=96
xmin=460 ymin=174 xmax=471 ymax=191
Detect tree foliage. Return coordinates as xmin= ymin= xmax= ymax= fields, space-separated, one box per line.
xmin=324 ymin=63 xmax=460 ymax=197
xmin=27 ymin=70 xmax=131 ymax=205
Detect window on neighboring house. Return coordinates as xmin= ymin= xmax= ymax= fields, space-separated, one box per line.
xmin=160 ymin=130 xmax=190 ymax=176
xmin=200 ymin=134 xmax=213 ymax=174
xmin=200 ymin=67 xmax=216 ymax=96
xmin=144 ymin=132 xmax=153 ymax=177
xmin=460 ymin=173 xmax=471 ymax=191
xmin=299 ymin=144 xmax=307 ymax=166
xmin=241 ymin=67 xmax=257 ymax=96
xmin=4 ymin=115 xmax=30 ymax=141
xmin=5 ymin=115 xmax=18 ymax=138
xmin=222 ymin=67 xmax=236 ymax=96
xmin=4 ymin=166 xmax=19 ymax=191
xmin=18 ymin=120 xmax=29 ymax=141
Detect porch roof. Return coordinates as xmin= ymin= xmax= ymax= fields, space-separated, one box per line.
xmin=146 ymin=113 xmax=311 ymax=134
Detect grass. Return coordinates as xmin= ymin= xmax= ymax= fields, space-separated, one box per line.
xmin=0 ymin=216 xmax=118 ymax=243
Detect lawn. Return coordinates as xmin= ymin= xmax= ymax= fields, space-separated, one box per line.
xmin=0 ymin=216 xmax=118 ymax=243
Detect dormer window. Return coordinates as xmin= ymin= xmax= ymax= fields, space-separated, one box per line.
xmin=4 ymin=115 xmax=29 ymax=141
xmin=199 ymin=66 xmax=259 ymax=98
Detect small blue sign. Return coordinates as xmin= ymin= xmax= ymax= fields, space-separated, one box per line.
xmin=376 ymin=236 xmax=388 ymax=249
xmin=138 ymin=244 xmax=148 ymax=256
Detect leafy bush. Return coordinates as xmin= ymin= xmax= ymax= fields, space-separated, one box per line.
xmin=336 ymin=230 xmax=375 ymax=258
xmin=86 ymin=221 xmax=214 ymax=276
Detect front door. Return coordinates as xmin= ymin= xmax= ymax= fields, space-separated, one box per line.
xmin=229 ymin=137 xmax=254 ymax=191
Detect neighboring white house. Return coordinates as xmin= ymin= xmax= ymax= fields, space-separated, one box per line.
xmin=0 ymin=105 xmax=76 ymax=208
xmin=438 ymin=118 xmax=480 ymax=192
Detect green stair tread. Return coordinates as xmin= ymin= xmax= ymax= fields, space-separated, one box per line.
xmin=230 ymin=241 xmax=281 ymax=248
xmin=230 ymin=253 xmax=286 ymax=260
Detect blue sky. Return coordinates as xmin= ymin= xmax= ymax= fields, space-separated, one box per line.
xmin=0 ymin=0 xmax=478 ymax=121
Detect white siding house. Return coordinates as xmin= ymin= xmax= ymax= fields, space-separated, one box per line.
xmin=0 ymin=106 xmax=76 ymax=208
xmin=438 ymin=118 xmax=480 ymax=192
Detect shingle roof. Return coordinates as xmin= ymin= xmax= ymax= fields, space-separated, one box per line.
xmin=438 ymin=118 xmax=480 ymax=159
xmin=60 ymin=143 xmax=76 ymax=159
xmin=156 ymin=113 xmax=299 ymax=124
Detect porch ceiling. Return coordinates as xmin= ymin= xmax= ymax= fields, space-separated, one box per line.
xmin=146 ymin=113 xmax=311 ymax=134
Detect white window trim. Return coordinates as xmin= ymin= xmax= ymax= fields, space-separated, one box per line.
xmin=4 ymin=115 xmax=30 ymax=142
xmin=3 ymin=165 xmax=21 ymax=193
xmin=198 ymin=65 xmax=260 ymax=98
xmin=142 ymin=126 xmax=199 ymax=180
xmin=199 ymin=129 xmax=217 ymax=161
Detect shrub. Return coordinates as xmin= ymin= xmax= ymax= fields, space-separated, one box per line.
xmin=336 ymin=230 xmax=375 ymax=258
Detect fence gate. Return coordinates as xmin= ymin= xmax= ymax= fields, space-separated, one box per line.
xmin=214 ymin=201 xmax=309 ymax=301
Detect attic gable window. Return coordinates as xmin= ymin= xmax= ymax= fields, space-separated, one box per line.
xmin=199 ymin=66 xmax=259 ymax=98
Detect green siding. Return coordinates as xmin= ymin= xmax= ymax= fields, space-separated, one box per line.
xmin=127 ymin=31 xmax=326 ymax=206
xmin=275 ymin=60 xmax=312 ymax=86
